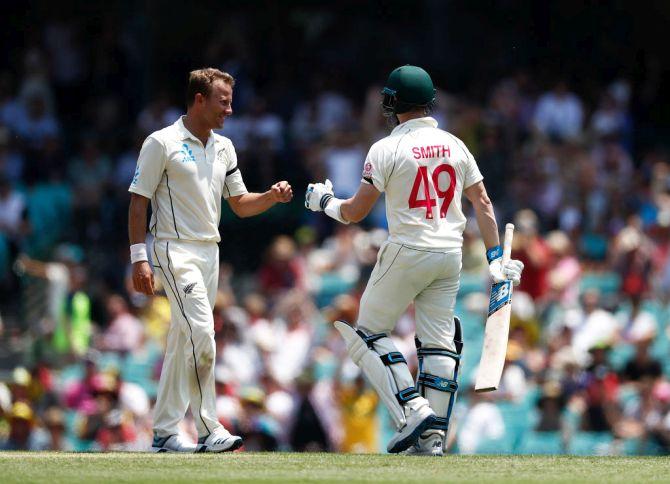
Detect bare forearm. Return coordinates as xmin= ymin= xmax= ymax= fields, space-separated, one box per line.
xmin=20 ymin=257 xmax=48 ymax=278
xmin=128 ymin=195 xmax=149 ymax=244
xmin=339 ymin=197 xmax=357 ymax=223
xmin=338 ymin=183 xmax=381 ymax=223
xmin=474 ymin=200 xmax=500 ymax=249
xmin=464 ymin=182 xmax=500 ymax=250
xmin=232 ymin=191 xmax=276 ymax=217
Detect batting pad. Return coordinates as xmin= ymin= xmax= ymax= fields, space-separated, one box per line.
xmin=335 ymin=321 xmax=420 ymax=429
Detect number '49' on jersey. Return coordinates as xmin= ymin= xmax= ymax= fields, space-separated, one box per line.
xmin=361 ymin=117 xmax=483 ymax=250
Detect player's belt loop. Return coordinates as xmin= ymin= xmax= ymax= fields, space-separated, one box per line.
xmin=380 ymin=352 xmax=406 ymax=365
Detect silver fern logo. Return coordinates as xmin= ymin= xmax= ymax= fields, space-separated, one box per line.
xmin=179 ymin=143 xmax=196 ymax=163
xmin=183 ymin=282 xmax=196 ymax=294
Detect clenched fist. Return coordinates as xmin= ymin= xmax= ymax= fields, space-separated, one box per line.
xmin=271 ymin=181 xmax=293 ymax=203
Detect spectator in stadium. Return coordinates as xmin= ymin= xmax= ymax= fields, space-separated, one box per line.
xmin=511 ymin=209 xmax=552 ymax=301
xmin=13 ymin=92 xmax=59 ymax=149
xmin=532 ymin=80 xmax=583 ymax=142
xmin=621 ymin=321 xmax=662 ymax=383
xmin=455 ymin=388 xmax=505 ymax=454
xmin=289 ymin=371 xmax=331 ymax=452
xmin=97 ymin=294 xmax=144 ymax=355
xmin=336 ymin=371 xmax=379 ymax=453
xmin=0 ymin=401 xmax=35 ymax=450
xmin=579 ymin=344 xmax=620 ymax=432
xmin=40 ymin=406 xmax=70 ymax=451
xmin=546 ymin=230 xmax=582 ymax=308
xmin=258 ymin=236 xmax=306 ymax=298
xmin=0 ymin=174 xmax=26 ymax=241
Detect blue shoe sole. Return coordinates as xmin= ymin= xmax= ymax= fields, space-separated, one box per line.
xmin=387 ymin=414 xmax=437 ymax=454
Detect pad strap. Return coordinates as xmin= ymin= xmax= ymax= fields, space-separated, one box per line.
xmin=417 ymin=373 xmax=458 ymax=393
xmin=431 ymin=416 xmax=450 ymax=431
xmin=396 ymin=387 xmax=420 ymax=404
xmin=417 ymin=347 xmax=461 ymax=361
xmin=356 ymin=330 xmax=386 ymax=347
xmin=380 ymin=352 xmax=407 ymax=365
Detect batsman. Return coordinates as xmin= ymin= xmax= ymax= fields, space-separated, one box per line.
xmin=305 ymin=65 xmax=524 ymax=455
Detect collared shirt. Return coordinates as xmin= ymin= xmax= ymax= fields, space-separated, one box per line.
xmin=129 ymin=116 xmax=248 ymax=242
xmin=361 ymin=116 xmax=483 ymax=249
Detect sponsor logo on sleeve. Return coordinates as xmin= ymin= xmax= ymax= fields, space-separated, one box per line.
xmin=131 ymin=166 xmax=140 ymax=186
xmin=363 ymin=162 xmax=373 ymax=178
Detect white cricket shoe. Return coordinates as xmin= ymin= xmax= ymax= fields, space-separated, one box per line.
xmin=151 ymin=434 xmax=197 ymax=453
xmin=387 ymin=403 xmax=436 ymax=453
xmin=402 ymin=431 xmax=444 ymax=456
xmin=196 ymin=428 xmax=243 ymax=453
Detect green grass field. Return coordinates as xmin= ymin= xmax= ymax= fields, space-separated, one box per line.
xmin=1 ymin=453 xmax=669 ymax=483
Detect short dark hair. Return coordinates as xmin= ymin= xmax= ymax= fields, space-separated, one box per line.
xmin=186 ymin=68 xmax=235 ymax=106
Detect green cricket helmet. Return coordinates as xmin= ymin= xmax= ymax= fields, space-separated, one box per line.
xmin=381 ymin=65 xmax=436 ymax=117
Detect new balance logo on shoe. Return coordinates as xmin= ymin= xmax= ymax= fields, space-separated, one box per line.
xmin=183 ymin=282 xmax=196 ymax=295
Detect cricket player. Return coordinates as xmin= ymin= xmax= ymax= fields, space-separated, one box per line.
xmin=305 ymin=65 xmax=524 ymax=455
xmin=128 ymin=68 xmax=292 ymax=452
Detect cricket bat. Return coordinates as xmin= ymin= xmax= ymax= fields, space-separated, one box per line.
xmin=474 ymin=223 xmax=515 ymax=393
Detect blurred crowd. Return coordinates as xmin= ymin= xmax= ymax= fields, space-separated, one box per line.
xmin=1 ymin=8 xmax=670 ymax=454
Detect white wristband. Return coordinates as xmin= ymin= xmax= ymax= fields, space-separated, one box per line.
xmin=324 ymin=198 xmax=349 ymax=224
xmin=130 ymin=243 xmax=148 ymax=264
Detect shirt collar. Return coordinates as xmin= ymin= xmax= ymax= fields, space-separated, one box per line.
xmin=391 ymin=116 xmax=439 ymax=134
xmin=175 ymin=115 xmax=209 ymax=143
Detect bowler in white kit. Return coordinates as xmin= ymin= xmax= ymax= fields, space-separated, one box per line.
xmin=305 ymin=65 xmax=524 ymax=455
xmin=128 ymin=68 xmax=292 ymax=452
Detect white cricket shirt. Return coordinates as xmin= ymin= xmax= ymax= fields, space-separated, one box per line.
xmin=362 ymin=117 xmax=483 ymax=249
xmin=129 ymin=116 xmax=248 ymax=242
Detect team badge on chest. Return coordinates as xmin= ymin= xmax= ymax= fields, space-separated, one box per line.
xmin=179 ymin=143 xmax=196 ymax=163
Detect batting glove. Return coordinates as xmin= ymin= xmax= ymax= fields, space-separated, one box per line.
xmin=305 ymin=179 xmax=334 ymax=212
xmin=487 ymin=245 xmax=524 ymax=286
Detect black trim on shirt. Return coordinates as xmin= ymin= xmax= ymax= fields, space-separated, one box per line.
xmin=149 ymin=174 xmax=163 ymax=236
xmin=165 ymin=172 xmax=180 ymax=239
xmin=225 ymin=166 xmax=238 ymax=177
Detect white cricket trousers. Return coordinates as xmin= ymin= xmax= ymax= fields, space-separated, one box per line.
xmin=151 ymin=238 xmax=222 ymax=439
xmin=357 ymin=241 xmax=462 ymax=352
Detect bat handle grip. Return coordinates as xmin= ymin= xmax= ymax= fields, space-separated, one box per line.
xmin=502 ymin=223 xmax=514 ymax=265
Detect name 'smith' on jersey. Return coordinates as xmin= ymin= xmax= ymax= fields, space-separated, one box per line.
xmin=361 ymin=116 xmax=483 ymax=249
